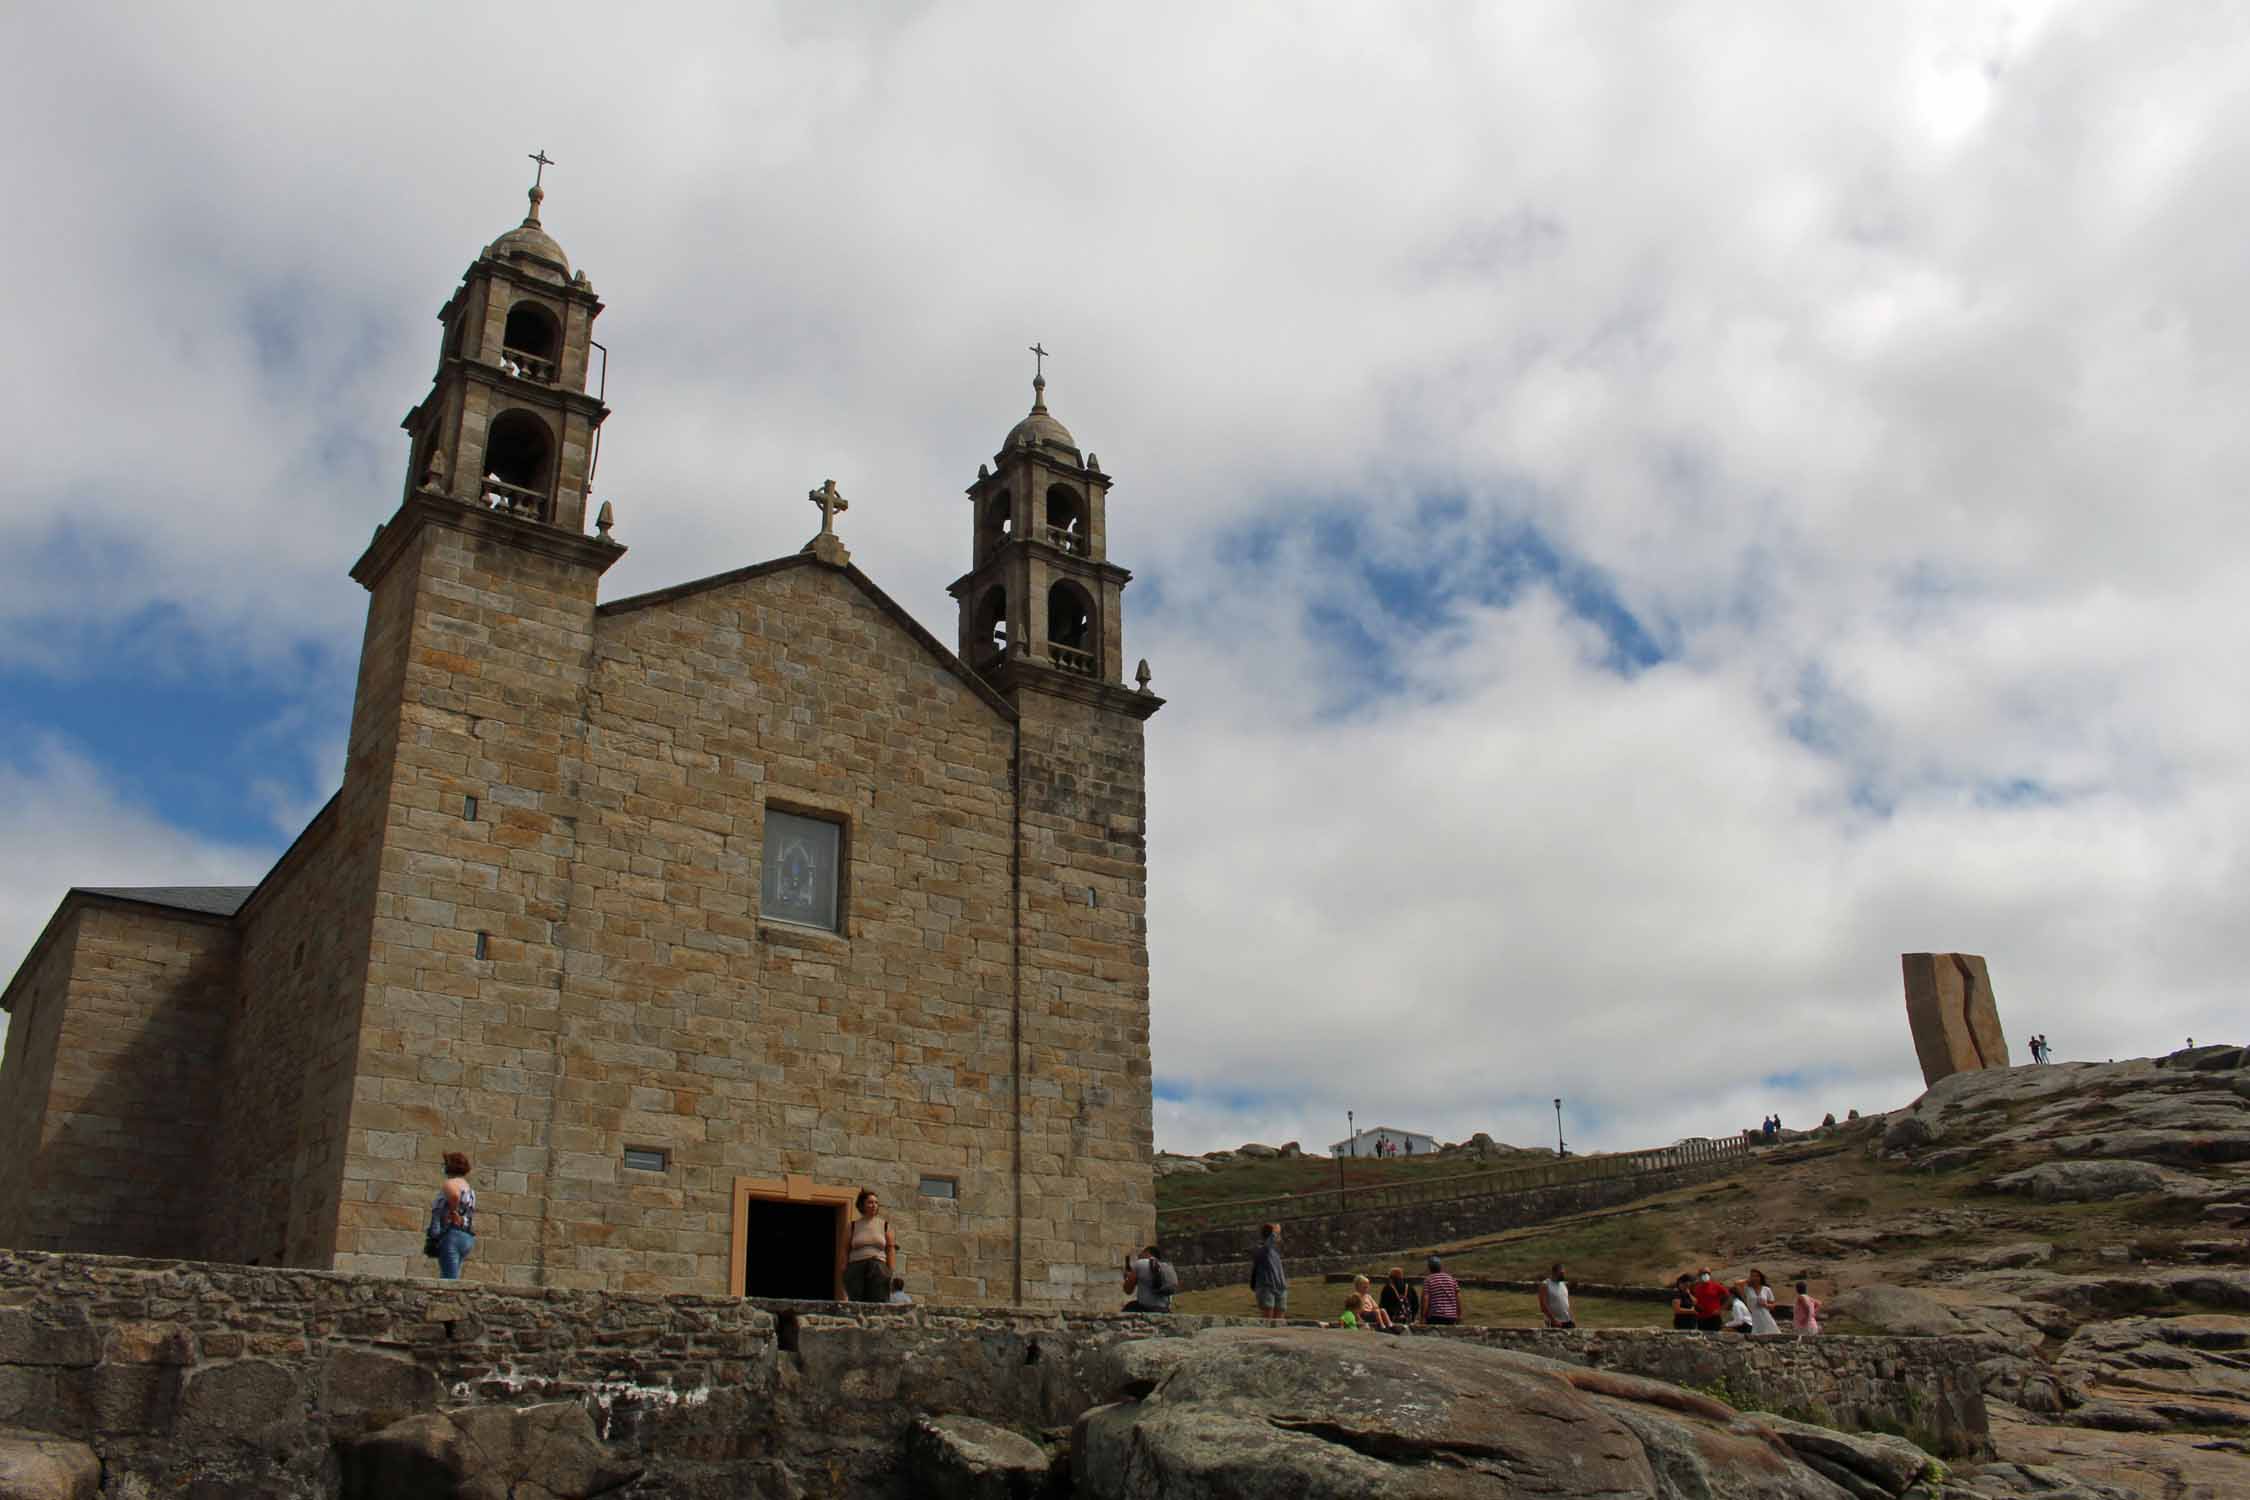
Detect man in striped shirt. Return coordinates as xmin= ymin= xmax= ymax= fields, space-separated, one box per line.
xmin=1419 ymin=1255 xmax=1462 ymax=1326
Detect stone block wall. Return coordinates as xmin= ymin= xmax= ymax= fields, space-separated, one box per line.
xmin=335 ymin=502 xmax=617 ymax=1283
xmin=0 ymin=1250 xmax=1987 ymax=1497
xmin=1014 ymin=689 xmax=1157 ymax=1306
xmin=0 ymin=904 xmax=234 ymax=1260
xmin=569 ymin=559 xmax=1020 ymax=1297
xmin=0 ymin=911 xmax=80 ymax=1245
xmin=208 ymin=801 xmax=360 ymax=1270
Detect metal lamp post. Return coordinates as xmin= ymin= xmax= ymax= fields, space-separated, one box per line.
xmin=1339 ymin=1110 xmax=1355 ymax=1211
xmin=1554 ymin=1098 xmax=1565 ymax=1159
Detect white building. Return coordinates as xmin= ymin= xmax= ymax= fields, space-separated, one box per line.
xmin=1330 ymin=1126 xmax=1441 ymax=1158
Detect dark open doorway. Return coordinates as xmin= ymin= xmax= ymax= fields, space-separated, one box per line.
xmin=743 ymin=1199 xmax=842 ymax=1299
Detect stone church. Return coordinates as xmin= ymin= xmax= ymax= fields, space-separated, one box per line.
xmin=0 ymin=178 xmax=1161 ymax=1306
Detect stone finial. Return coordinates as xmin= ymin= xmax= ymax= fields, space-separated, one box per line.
xmin=1135 ymin=659 xmax=1153 ymax=694
xmin=594 ymin=499 xmax=615 ymax=542
xmin=1087 ymin=453 xmax=1099 ymax=473
xmin=809 ymin=479 xmax=849 ymax=535
xmin=803 ymin=480 xmax=852 ymax=566
xmin=977 ymin=463 xmax=989 ymax=480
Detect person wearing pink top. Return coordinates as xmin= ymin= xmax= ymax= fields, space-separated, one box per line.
xmin=1792 ymin=1280 xmax=1822 ymax=1335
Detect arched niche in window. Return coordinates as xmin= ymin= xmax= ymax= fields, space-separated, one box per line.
xmin=973 ymin=584 xmax=1009 ymax=660
xmin=501 ymin=300 xmax=561 ymax=382
xmin=978 ymin=492 xmax=1014 ymax=563
xmin=1046 ymin=579 xmax=1097 ymax=674
xmin=1045 ymin=484 xmax=1086 ymax=555
xmin=482 ymin=409 xmax=554 ymax=518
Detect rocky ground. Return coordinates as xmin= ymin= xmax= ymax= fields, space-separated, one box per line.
xmin=1161 ymin=1043 xmax=2250 ymax=1498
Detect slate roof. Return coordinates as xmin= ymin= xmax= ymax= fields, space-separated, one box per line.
xmin=75 ymin=886 xmax=256 ymax=918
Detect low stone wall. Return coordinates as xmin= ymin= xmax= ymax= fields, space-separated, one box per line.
xmin=0 ymin=1250 xmax=1987 ymax=1495
xmin=1168 ymin=1160 xmax=1733 ymax=1289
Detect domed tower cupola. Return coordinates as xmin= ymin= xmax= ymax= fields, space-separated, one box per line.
xmin=950 ymin=351 xmax=1155 ymax=717
xmin=398 ymin=151 xmax=611 ymax=534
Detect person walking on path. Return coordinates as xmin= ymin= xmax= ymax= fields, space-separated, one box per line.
xmin=1670 ymin=1274 xmax=1698 ymax=1331
xmin=1689 ymin=1267 xmax=1728 ymax=1331
xmin=1251 ymin=1224 xmax=1289 ymax=1321
xmin=845 ymin=1188 xmax=895 ymax=1302
xmin=1792 ymin=1280 xmax=1822 ymax=1335
xmin=429 ymin=1152 xmax=476 ymax=1281
xmin=1538 ymin=1263 xmax=1575 ymax=1329
xmin=1379 ymin=1266 xmax=1420 ymax=1326
xmin=1419 ymin=1256 xmax=1462 ymax=1327
xmin=1122 ymin=1244 xmax=1176 ymax=1313
xmin=1743 ymin=1270 xmax=1780 ymax=1335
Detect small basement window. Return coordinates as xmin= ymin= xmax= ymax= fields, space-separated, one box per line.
xmin=622 ymin=1147 xmax=669 ymax=1173
xmin=918 ymin=1176 xmax=958 ymax=1200
xmin=474 ymin=931 xmax=490 ymax=960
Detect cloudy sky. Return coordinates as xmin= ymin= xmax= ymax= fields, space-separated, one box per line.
xmin=3 ymin=2 xmax=2244 ymax=1158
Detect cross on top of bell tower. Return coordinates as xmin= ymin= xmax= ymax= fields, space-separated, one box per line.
xmin=526 ymin=149 xmax=554 ymax=222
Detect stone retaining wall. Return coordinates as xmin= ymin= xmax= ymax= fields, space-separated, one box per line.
xmin=1167 ymin=1159 xmax=1734 ymax=1289
xmin=0 ymin=1250 xmax=1987 ymax=1496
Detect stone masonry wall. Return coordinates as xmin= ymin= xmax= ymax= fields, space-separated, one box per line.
xmin=1014 ymin=689 xmax=1156 ymax=1308
xmin=0 ymin=911 xmax=80 ymax=1247
xmin=0 ymin=906 xmax=235 ymax=1260
xmin=0 ymin=1251 xmax=1987 ymax=1497
xmin=333 ymin=506 xmax=614 ymax=1282
xmin=565 ymin=559 xmax=1020 ymax=1297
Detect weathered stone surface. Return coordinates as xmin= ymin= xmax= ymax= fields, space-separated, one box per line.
xmin=0 ymin=1428 xmax=99 ymax=1500
xmin=1902 ymin=952 xmax=2010 ymax=1087
xmin=903 ymin=1414 xmax=1051 ymax=1499
xmin=178 ymin=1360 xmax=305 ymax=1437
xmin=1073 ymin=1325 xmax=1943 ymax=1498
xmin=1985 ymin=1410 xmax=2250 ymax=1500
xmin=317 ymin=1351 xmax=440 ymax=1426
xmin=0 ymin=1313 xmax=95 ymax=1370
xmin=1988 ymin=1162 xmax=2214 ymax=1203
xmin=342 ymin=1403 xmax=640 ymax=1500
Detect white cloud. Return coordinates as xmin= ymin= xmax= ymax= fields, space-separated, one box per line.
xmin=0 ymin=742 xmax=276 ymax=1051
xmin=3 ymin=2 xmax=2246 ymax=1152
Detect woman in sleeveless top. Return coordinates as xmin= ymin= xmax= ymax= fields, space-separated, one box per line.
xmin=431 ymin=1151 xmax=476 ymax=1280
xmin=845 ymin=1187 xmax=894 ymax=1302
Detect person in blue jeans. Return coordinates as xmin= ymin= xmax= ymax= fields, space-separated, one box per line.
xmin=431 ymin=1151 xmax=476 ymax=1279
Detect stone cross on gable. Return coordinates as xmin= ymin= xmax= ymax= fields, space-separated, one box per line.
xmin=809 ymin=478 xmax=849 ymax=535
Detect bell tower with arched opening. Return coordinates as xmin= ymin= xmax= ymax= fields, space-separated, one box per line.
xmin=399 ymin=161 xmax=608 ymax=533
xmin=950 ymin=367 xmax=1145 ymax=700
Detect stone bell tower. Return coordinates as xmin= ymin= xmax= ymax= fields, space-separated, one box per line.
xmin=399 ymin=152 xmax=610 ymax=534
xmin=950 ymin=357 xmax=1164 ymax=1304
xmin=949 ymin=360 xmax=1137 ymax=693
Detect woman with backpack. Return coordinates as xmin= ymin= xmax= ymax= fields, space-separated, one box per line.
xmin=426 ymin=1152 xmax=475 ymax=1280
xmin=1122 ymin=1244 xmax=1177 ymax=1312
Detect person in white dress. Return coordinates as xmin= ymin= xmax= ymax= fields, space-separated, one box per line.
xmin=1743 ymin=1270 xmax=1781 ymax=1335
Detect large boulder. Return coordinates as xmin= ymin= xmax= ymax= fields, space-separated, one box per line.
xmin=340 ymin=1402 xmax=641 ymax=1500
xmin=1902 ymin=951 xmax=2011 ymax=1087
xmin=0 ymin=1429 xmax=99 ymax=1500
xmin=1234 ymin=1143 xmax=1280 ymax=1159
xmin=904 ymin=1415 xmax=1052 ymax=1499
xmin=1071 ymin=1325 xmax=1941 ymax=1498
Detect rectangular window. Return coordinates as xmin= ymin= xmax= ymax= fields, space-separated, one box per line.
xmin=918 ymin=1176 xmax=958 ymax=1200
xmin=464 ymin=794 xmax=479 ymax=820
xmin=760 ymin=808 xmax=843 ymax=931
xmin=622 ymin=1147 xmax=668 ymax=1173
xmin=474 ymin=931 xmax=489 ymax=960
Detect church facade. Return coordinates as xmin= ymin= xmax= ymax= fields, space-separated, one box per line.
xmin=0 ymin=181 xmax=1161 ymax=1305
